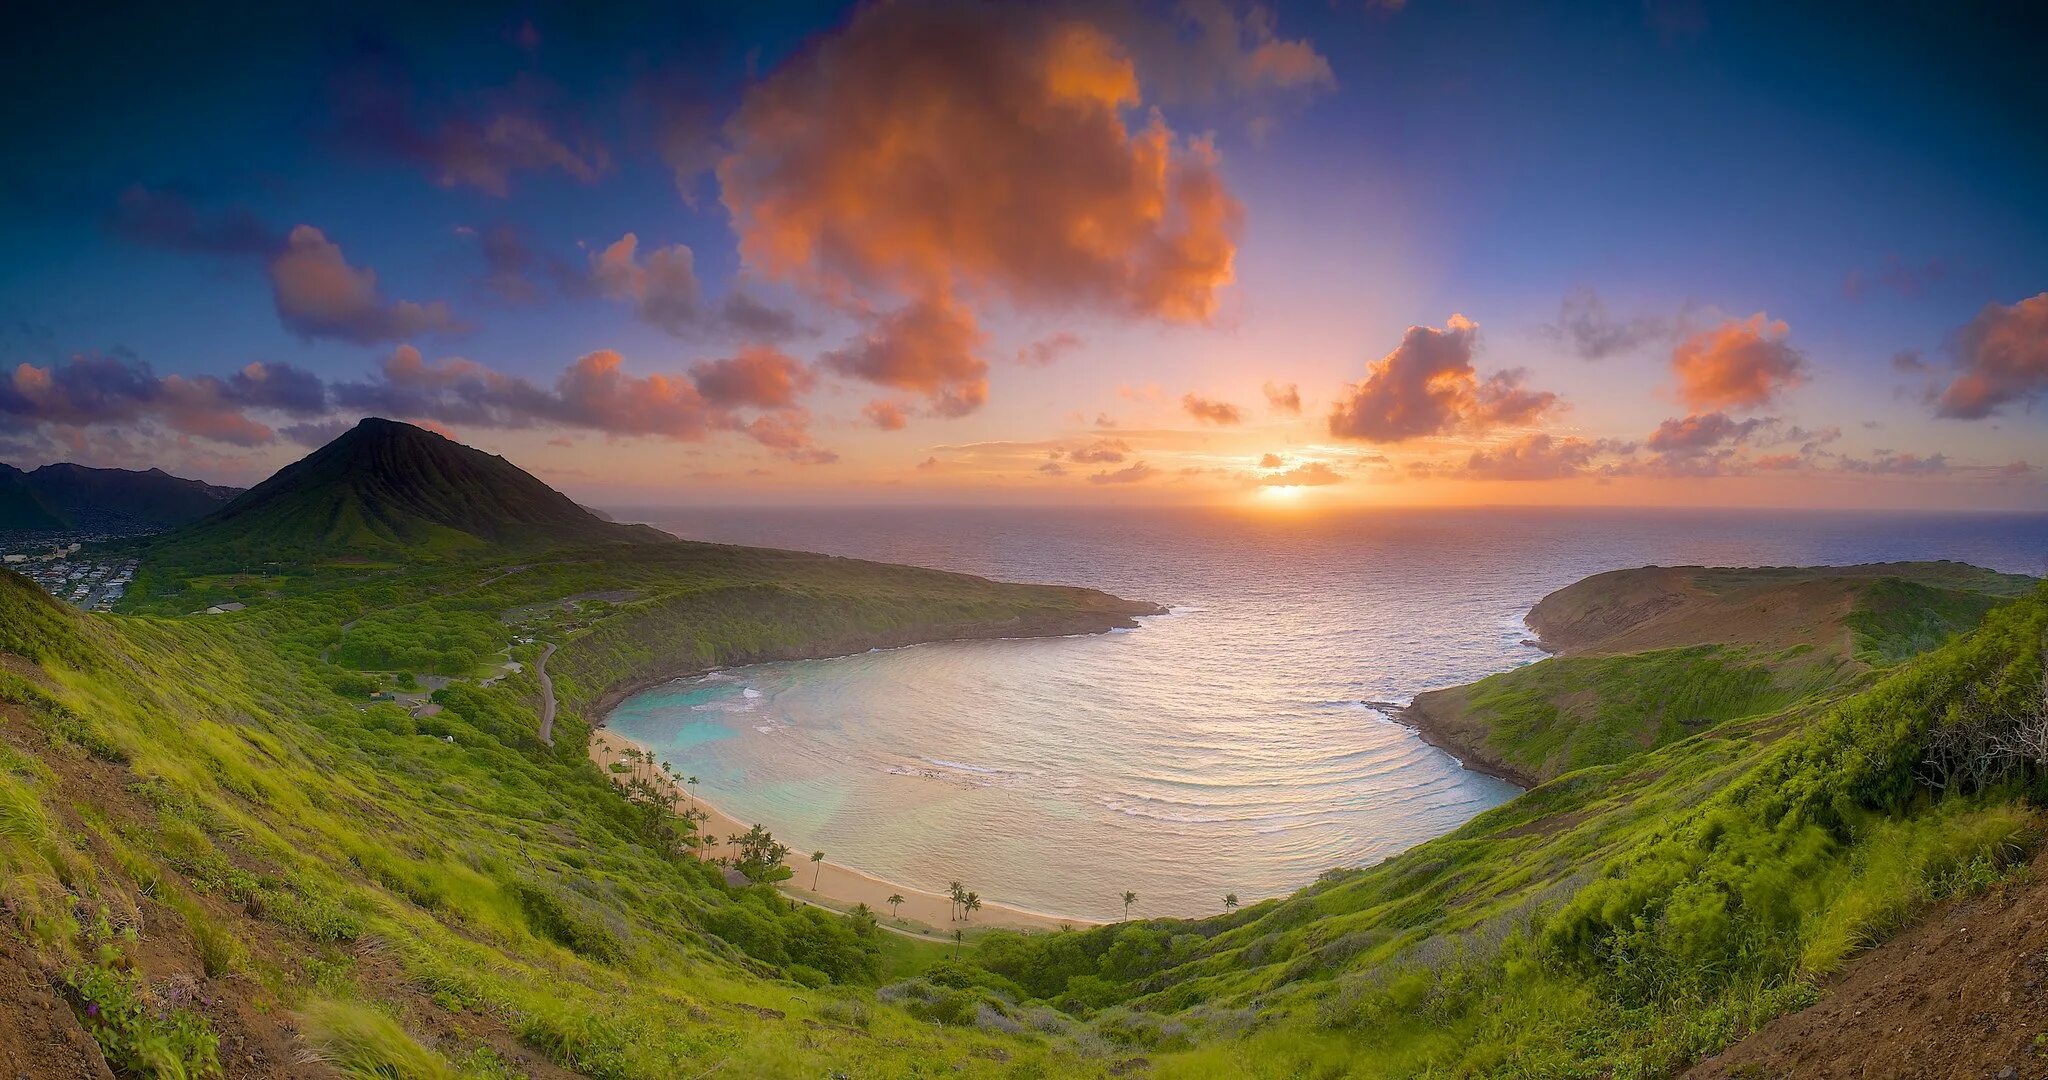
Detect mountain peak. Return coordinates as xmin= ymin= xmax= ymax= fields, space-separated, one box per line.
xmin=150 ymin=418 xmax=665 ymax=562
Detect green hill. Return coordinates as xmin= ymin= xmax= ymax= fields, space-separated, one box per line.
xmin=144 ymin=418 xmax=666 ymax=566
xmin=1404 ymin=563 xmax=2037 ymax=784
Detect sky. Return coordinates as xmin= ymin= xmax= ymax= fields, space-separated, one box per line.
xmin=2 ymin=0 xmax=2045 ymax=511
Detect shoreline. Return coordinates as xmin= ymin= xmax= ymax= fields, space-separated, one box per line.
xmin=1388 ymin=696 xmax=1540 ymax=790
xmin=589 ymin=728 xmax=1102 ymax=934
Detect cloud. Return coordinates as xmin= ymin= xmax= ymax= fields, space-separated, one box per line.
xmin=1262 ymin=380 xmax=1301 ymax=413
xmin=1258 ymin=452 xmax=1284 ymax=467
xmin=1671 ymin=313 xmax=1805 ymax=410
xmin=281 ymin=419 xmax=351 ymax=447
xmin=108 ymin=186 xmax=281 ymax=256
xmin=1538 ymin=287 xmax=1668 ymax=360
xmin=822 ymin=297 xmax=989 ymax=417
xmin=1458 ymin=433 xmax=1621 ymax=480
xmin=588 ymin=233 xmax=706 ymax=336
xmin=1836 ymin=451 xmax=1950 ymax=475
xmin=1932 ymin=293 xmax=2048 ymax=419
xmin=716 ymin=0 xmax=1249 ymax=412
xmin=1068 ymin=437 xmax=1131 ymax=464
xmin=474 ymin=223 xmax=541 ymax=302
xmin=1088 ymin=461 xmax=1157 ymax=484
xmin=689 ymin=346 xmax=812 ymax=409
xmin=331 ymin=345 xmax=829 ymax=460
xmin=2 ymin=352 xmax=327 ymax=447
xmin=1123 ymin=0 xmax=1337 ymax=105
xmin=269 ymin=226 xmax=464 ymax=344
xmin=862 ymin=399 xmax=910 ymax=431
xmin=1645 ymin=411 xmax=1768 ymax=453
xmin=1328 ymin=315 xmax=1562 ymax=442
xmin=1037 ymin=460 xmax=1068 ymax=476
xmin=1017 ymin=331 xmax=1084 ymax=367
xmin=330 ymin=58 xmax=609 ymax=198
xmin=1258 ymin=460 xmax=1341 ymax=486
xmin=1182 ymin=393 xmax=1243 ymax=424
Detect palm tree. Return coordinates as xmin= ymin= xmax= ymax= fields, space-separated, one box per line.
xmin=964 ymin=892 xmax=981 ymax=921
xmin=810 ymin=850 xmax=826 ymax=889
xmin=948 ymin=880 xmax=965 ymax=921
xmin=951 ymin=928 xmax=963 ymax=959
xmin=887 ymin=893 xmax=905 ymax=919
xmin=1121 ymin=890 xmax=1138 ymax=920
xmin=686 ymin=775 xmax=700 ymax=812
xmin=1224 ymin=893 xmax=1239 ymax=913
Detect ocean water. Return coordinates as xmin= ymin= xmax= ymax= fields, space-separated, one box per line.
xmin=604 ymin=507 xmax=2047 ymax=920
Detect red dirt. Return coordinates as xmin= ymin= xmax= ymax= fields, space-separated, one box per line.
xmin=1688 ymin=849 xmax=2048 ymax=1080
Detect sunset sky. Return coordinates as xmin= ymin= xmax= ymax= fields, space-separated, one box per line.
xmin=3 ymin=1 xmax=2044 ymax=510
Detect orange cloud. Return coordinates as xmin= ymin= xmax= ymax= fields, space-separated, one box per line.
xmin=717 ymin=1 xmax=1245 ymax=415
xmin=1088 ymin=461 xmax=1158 ymax=484
xmin=1262 ymin=380 xmax=1301 ymax=413
xmin=269 ymin=226 xmax=462 ymax=344
xmin=690 ymin=346 xmax=812 ymax=409
xmin=1933 ymin=292 xmax=2048 ymax=419
xmin=1182 ymin=393 xmax=1244 ymax=424
xmin=1671 ymin=313 xmax=1805 ymax=410
xmin=821 ymin=296 xmax=988 ymax=417
xmin=1017 ymin=331 xmax=1084 ymax=367
xmin=1069 ymin=437 xmax=1131 ymax=464
xmin=862 ymin=399 xmax=910 ymax=431
xmin=1328 ymin=315 xmax=1561 ymax=442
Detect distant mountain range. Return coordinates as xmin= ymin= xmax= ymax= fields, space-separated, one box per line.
xmin=0 ymin=462 xmax=242 ymax=533
xmin=146 ymin=417 xmax=667 ymax=562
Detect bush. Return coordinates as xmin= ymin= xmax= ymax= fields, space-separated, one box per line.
xmin=64 ymin=962 xmax=222 ymax=1079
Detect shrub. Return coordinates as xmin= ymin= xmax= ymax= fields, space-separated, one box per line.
xmin=64 ymin=962 xmax=221 ymax=1079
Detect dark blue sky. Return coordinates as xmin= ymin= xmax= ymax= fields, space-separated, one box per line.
xmin=2 ymin=1 xmax=2042 ymax=507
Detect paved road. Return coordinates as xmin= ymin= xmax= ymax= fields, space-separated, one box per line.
xmin=535 ymin=642 xmax=559 ymax=746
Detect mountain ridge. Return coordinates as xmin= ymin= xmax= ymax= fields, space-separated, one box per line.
xmin=0 ymin=461 xmax=240 ymax=533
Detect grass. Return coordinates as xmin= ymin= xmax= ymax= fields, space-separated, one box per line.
xmin=1 ymin=537 xmax=2037 ymax=1078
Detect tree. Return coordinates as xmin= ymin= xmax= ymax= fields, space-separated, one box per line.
xmin=1121 ymin=891 xmax=1137 ymax=920
xmin=964 ymin=892 xmax=981 ymax=921
xmin=887 ymin=893 xmax=905 ymax=919
xmin=1224 ymin=893 xmax=1239 ymax=912
xmin=686 ymin=775 xmax=700 ymax=812
xmin=810 ymin=850 xmax=826 ymax=890
xmin=951 ymin=927 xmax=963 ymax=959
xmin=948 ymin=880 xmax=966 ymax=921
xmin=731 ymin=824 xmax=792 ymax=883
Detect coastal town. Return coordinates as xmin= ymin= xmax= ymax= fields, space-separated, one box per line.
xmin=1 ymin=534 xmax=138 ymax=612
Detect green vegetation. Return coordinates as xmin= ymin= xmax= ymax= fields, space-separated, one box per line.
xmin=6 ymin=421 xmax=2040 ymax=1076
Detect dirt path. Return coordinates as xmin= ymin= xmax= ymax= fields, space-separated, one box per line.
xmin=1688 ymin=846 xmax=2048 ymax=1079
xmin=535 ymin=642 xmax=558 ymax=746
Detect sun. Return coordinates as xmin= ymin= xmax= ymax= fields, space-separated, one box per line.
xmin=1257 ymin=484 xmax=1307 ymax=502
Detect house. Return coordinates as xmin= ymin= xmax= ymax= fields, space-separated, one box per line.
xmin=2 ymin=554 xmax=25 ymax=564
xmin=204 ymin=602 xmax=246 ymax=615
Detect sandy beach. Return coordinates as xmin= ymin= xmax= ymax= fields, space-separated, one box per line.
xmin=589 ymin=729 xmax=1097 ymax=934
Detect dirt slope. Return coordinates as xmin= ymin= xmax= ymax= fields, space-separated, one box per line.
xmin=1689 ymin=848 xmax=2048 ymax=1080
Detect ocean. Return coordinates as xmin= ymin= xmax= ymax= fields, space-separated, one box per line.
xmin=602 ymin=507 xmax=2047 ymax=920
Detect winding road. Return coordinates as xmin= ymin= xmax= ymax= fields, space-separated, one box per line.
xmin=535 ymin=642 xmax=559 ymax=746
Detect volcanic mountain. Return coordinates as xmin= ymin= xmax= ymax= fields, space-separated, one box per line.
xmin=149 ymin=417 xmax=667 ymax=562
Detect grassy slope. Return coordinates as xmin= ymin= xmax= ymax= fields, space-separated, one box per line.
xmin=958 ymin=579 xmax=2045 ymax=1077
xmin=0 ymin=549 xmax=1157 ymax=1078
xmin=8 ymin=541 xmax=2040 ymax=1078
xmin=1406 ymin=563 xmax=2032 ymax=785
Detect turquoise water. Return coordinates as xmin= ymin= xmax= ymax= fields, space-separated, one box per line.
xmin=605 ymin=507 xmax=2047 ymax=919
